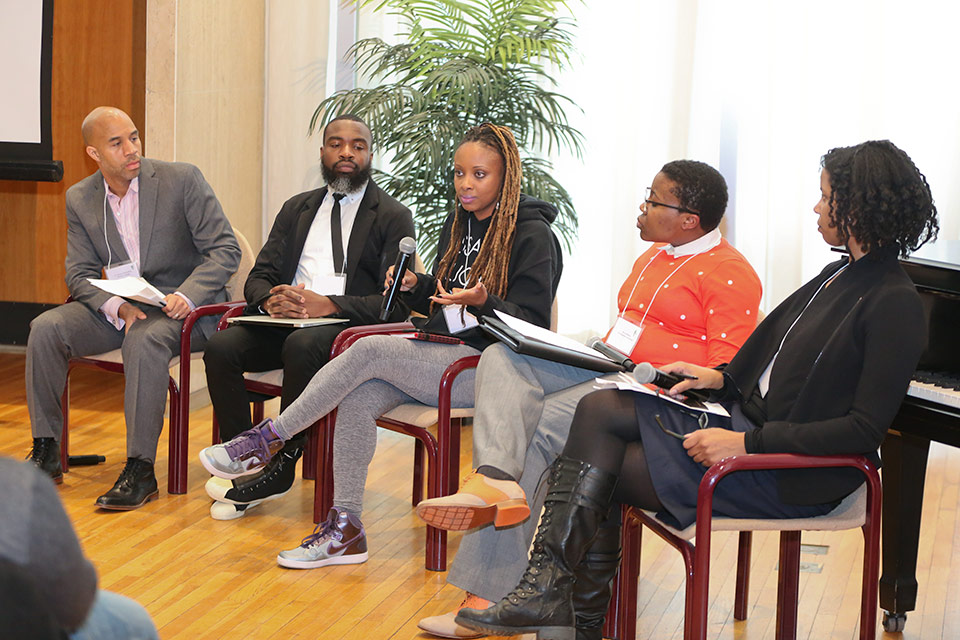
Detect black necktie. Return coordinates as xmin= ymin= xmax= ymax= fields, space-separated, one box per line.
xmin=330 ymin=192 xmax=347 ymax=275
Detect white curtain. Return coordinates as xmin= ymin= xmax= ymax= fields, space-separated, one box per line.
xmin=349 ymin=0 xmax=960 ymax=338
xmin=550 ymin=0 xmax=960 ymax=339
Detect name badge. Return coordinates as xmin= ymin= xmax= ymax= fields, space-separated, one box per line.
xmin=606 ymin=316 xmax=643 ymax=357
xmin=104 ymin=260 xmax=138 ymax=280
xmin=443 ymin=304 xmax=479 ymax=334
xmin=312 ymin=273 xmax=347 ymax=296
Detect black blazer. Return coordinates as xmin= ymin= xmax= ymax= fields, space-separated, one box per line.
xmin=717 ymin=245 xmax=926 ymax=505
xmin=244 ymin=180 xmax=415 ymax=324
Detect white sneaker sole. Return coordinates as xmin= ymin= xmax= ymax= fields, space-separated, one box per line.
xmin=276 ymin=551 xmax=369 ymax=570
xmin=209 ymin=500 xmax=257 ymax=521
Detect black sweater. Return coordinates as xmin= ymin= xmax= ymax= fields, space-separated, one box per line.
xmin=403 ymin=194 xmax=563 ymax=350
xmin=715 ymin=245 xmax=926 ymax=505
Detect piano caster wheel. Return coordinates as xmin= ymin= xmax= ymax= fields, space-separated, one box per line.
xmin=882 ymin=611 xmax=907 ymax=632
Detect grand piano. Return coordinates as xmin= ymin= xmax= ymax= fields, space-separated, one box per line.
xmin=880 ymin=240 xmax=960 ymax=632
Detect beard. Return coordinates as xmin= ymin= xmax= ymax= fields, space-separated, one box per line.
xmin=321 ymin=161 xmax=372 ymax=194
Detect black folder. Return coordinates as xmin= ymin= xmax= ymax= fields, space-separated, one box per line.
xmin=479 ymin=316 xmax=625 ymax=373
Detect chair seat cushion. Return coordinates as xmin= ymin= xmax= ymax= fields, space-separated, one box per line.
xmin=245 ymin=369 xmax=284 ymax=387
xmin=379 ymin=404 xmax=474 ymax=428
xmin=645 ymin=482 xmax=867 ymax=540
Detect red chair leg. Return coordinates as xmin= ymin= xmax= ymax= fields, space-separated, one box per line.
xmin=607 ymin=505 xmax=641 ymax=640
xmin=859 ymin=480 xmax=882 ymax=640
xmin=167 ymin=379 xmax=188 ymax=494
xmin=412 ymin=440 xmax=425 ymax=506
xmin=302 ymin=421 xmax=317 ymax=480
xmin=211 ymin=413 xmax=221 ymax=445
xmin=314 ymin=413 xmax=336 ymax=523
xmin=775 ymin=530 xmax=801 ymax=640
xmin=735 ymin=531 xmax=753 ymax=620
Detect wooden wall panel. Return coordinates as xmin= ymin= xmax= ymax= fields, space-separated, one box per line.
xmin=0 ymin=0 xmax=146 ymax=305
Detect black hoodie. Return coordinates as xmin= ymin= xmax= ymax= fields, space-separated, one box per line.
xmin=402 ymin=194 xmax=563 ymax=350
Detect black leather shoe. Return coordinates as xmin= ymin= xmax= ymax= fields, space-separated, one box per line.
xmin=26 ymin=437 xmax=63 ymax=484
xmin=95 ymin=458 xmax=159 ymax=510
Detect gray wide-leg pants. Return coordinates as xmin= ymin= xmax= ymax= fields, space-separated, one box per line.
xmin=447 ymin=344 xmax=608 ymax=600
xmin=26 ymin=301 xmax=212 ymax=463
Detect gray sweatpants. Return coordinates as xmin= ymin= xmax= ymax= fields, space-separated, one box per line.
xmin=273 ymin=334 xmax=480 ymax=517
xmin=447 ymin=344 xmax=610 ymax=601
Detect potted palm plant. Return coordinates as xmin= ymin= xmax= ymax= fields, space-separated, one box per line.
xmin=311 ymin=0 xmax=583 ymax=262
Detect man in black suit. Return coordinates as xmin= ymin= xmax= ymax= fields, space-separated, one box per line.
xmin=202 ymin=115 xmax=415 ymax=519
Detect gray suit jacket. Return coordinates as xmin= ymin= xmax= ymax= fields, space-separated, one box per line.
xmin=64 ymin=157 xmax=240 ymax=313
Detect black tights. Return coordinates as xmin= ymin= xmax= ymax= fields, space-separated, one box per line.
xmin=561 ymin=389 xmax=664 ymax=512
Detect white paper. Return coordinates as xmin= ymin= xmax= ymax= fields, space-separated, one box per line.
xmin=493 ymin=309 xmax=603 ymax=358
xmin=594 ymin=372 xmax=730 ymax=417
xmin=88 ymin=276 xmax=166 ymax=307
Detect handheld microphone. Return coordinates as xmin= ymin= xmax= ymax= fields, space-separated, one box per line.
xmin=380 ymin=236 xmax=417 ymax=321
xmin=587 ymin=337 xmax=635 ymax=371
xmin=632 ymin=362 xmax=710 ymax=402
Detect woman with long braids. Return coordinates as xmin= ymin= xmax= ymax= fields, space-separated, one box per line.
xmin=456 ymin=140 xmax=938 ymax=639
xmin=199 ymin=123 xmax=563 ymax=569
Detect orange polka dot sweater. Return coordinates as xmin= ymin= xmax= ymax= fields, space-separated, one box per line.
xmin=609 ymin=238 xmax=761 ymax=368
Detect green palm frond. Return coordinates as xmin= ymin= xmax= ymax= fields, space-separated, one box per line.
xmin=313 ymin=0 xmax=583 ymax=255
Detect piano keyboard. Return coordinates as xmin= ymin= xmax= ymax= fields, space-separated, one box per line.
xmin=907 ymin=371 xmax=960 ymax=409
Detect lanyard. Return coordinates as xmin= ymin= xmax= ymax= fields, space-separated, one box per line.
xmin=618 ymin=247 xmax=706 ymax=329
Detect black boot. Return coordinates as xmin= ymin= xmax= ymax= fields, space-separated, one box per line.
xmin=95 ymin=458 xmax=158 ymax=510
xmin=456 ymin=456 xmax=618 ymax=640
xmin=26 ymin=437 xmax=63 ymax=484
xmin=573 ymin=516 xmax=622 ymax=640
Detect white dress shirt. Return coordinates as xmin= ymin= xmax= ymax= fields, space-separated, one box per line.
xmin=293 ymin=183 xmax=367 ymax=292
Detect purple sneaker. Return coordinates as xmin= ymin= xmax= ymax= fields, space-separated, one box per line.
xmin=277 ymin=508 xmax=369 ymax=569
xmin=198 ymin=418 xmax=284 ymax=479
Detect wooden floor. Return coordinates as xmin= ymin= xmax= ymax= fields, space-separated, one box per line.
xmin=1 ymin=351 xmax=958 ymax=639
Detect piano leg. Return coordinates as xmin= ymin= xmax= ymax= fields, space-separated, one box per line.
xmin=879 ymin=430 xmax=930 ymax=633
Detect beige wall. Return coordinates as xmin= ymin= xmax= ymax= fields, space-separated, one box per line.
xmin=262 ymin=0 xmax=333 ymax=237
xmin=145 ymin=0 xmax=266 ymax=249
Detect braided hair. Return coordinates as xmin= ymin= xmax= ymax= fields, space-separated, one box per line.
xmin=434 ymin=123 xmax=523 ymax=299
xmin=822 ymin=140 xmax=938 ymax=257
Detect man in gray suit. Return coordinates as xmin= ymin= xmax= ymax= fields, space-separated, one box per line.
xmin=25 ymin=106 xmax=240 ymax=510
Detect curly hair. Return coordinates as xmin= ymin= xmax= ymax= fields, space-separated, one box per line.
xmin=821 ymin=140 xmax=938 ymax=257
xmin=659 ymin=160 xmax=728 ymax=232
xmin=434 ymin=123 xmax=522 ymax=300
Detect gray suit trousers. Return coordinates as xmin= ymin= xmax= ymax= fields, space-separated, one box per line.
xmin=26 ymin=301 xmax=212 ymax=463
xmin=447 ymin=344 xmax=605 ymax=601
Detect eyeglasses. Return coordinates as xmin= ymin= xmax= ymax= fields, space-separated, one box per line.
xmin=644 ymin=187 xmax=698 ymax=215
xmin=653 ymin=391 xmax=710 ymax=440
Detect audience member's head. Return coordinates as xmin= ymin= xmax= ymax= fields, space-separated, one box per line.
xmin=0 ymin=558 xmax=64 ymax=640
xmin=320 ymin=114 xmax=373 ymax=194
xmin=820 ymin=140 xmax=938 ymax=256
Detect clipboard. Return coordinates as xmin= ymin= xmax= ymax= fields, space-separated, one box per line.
xmin=479 ymin=315 xmax=625 ymax=373
xmin=226 ymin=316 xmax=349 ymax=329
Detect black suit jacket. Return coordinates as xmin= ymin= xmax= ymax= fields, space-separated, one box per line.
xmin=244 ymin=179 xmax=415 ymax=324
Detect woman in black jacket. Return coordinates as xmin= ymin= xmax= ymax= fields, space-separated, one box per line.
xmin=456 ymin=140 xmax=939 ymax=640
